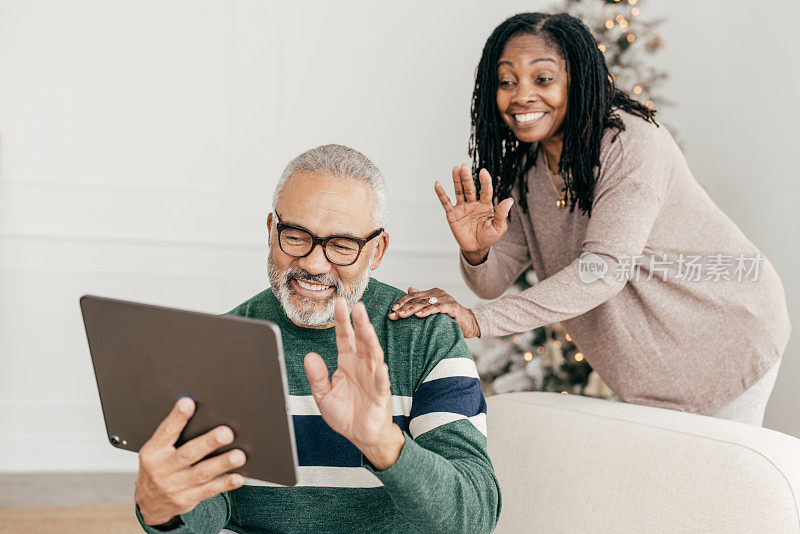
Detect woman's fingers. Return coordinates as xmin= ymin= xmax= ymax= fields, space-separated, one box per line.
xmin=451 ymin=166 xmax=465 ymax=203
xmin=478 ymin=168 xmax=494 ymax=205
xmin=390 ymin=288 xmax=420 ymax=313
xmin=434 ymin=181 xmax=454 ymax=213
xmin=389 ymin=289 xmax=453 ymax=319
xmin=493 ymin=197 xmax=515 ymax=229
xmin=460 ymin=164 xmax=477 ymax=202
xmin=415 ymin=302 xmax=457 ymax=319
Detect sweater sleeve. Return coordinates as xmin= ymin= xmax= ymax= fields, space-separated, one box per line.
xmin=459 ymin=198 xmax=532 ymax=299
xmin=362 ymin=314 xmax=501 ymax=534
xmin=135 ymin=492 xmax=232 ymax=534
xmin=471 ymin=124 xmax=673 ymax=338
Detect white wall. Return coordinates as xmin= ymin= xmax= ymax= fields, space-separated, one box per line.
xmin=645 ymin=0 xmax=800 ymax=437
xmin=0 ymin=0 xmax=796 ymax=472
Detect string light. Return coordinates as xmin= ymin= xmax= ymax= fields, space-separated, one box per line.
xmin=633 ymin=85 xmax=643 ymax=94
xmin=561 ymin=391 xmax=569 ymax=394
xmin=631 ymin=7 xmax=640 ymax=16
xmin=598 ymin=44 xmax=606 ymax=53
xmin=554 ymin=340 xmax=562 ymax=348
xmin=645 ymin=100 xmax=654 ymax=108
xmin=575 ymin=353 xmax=584 ymax=362
xmin=536 ymin=346 xmax=545 ymax=354
xmin=523 ymin=352 xmax=534 ymax=361
xmin=627 ymin=33 xmax=636 ymax=43
xmin=605 ymin=19 xmax=614 ymax=29
xmin=565 ymin=333 xmax=572 ymax=342
xmin=628 ymin=0 xmax=638 ymax=4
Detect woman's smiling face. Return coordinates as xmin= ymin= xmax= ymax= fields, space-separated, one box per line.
xmin=495 ymin=33 xmax=569 ymax=144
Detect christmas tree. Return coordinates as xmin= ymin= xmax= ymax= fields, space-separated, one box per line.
xmin=472 ymin=0 xmax=667 ymax=400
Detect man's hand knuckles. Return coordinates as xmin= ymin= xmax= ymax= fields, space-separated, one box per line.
xmin=175 ymin=445 xmax=196 ymax=463
xmin=192 ymin=462 xmax=216 ymax=482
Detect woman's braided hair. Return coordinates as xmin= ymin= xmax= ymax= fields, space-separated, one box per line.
xmin=469 ymin=12 xmax=658 ymax=217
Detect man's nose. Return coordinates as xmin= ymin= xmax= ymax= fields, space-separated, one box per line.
xmin=298 ymin=243 xmax=332 ymax=275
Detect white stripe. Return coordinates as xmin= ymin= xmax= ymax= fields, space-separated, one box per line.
xmin=421 ymin=357 xmax=479 ymax=384
xmin=288 ymin=395 xmax=412 ymax=417
xmin=409 ymin=412 xmax=487 ymax=438
xmin=243 ymin=466 xmax=383 ymax=488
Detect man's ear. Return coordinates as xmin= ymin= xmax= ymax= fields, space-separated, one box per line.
xmin=267 ymin=212 xmax=274 ymax=243
xmin=369 ymin=232 xmax=389 ymax=271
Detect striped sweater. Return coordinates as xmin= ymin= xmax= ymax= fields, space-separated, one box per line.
xmin=135 ymin=277 xmax=500 ymax=534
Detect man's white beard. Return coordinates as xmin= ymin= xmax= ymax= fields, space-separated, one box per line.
xmin=267 ymin=249 xmax=373 ymax=327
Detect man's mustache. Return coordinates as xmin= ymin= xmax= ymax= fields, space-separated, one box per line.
xmin=284 ymin=268 xmax=342 ymax=292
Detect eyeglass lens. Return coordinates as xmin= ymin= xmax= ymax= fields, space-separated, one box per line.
xmin=279 ymin=227 xmax=361 ymax=265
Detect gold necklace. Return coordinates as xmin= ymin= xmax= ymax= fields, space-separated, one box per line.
xmin=541 ymin=148 xmax=566 ymax=208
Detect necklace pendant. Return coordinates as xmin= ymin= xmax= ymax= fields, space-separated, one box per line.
xmin=556 ymin=198 xmax=566 ymax=208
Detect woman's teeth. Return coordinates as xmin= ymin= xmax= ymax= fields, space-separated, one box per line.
xmin=296 ymin=279 xmax=332 ymax=291
xmin=515 ymin=112 xmax=545 ymax=124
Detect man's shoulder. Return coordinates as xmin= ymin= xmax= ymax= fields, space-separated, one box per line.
xmin=367 ymin=278 xmax=459 ymax=334
xmin=364 ymin=278 xmax=406 ymax=312
xmin=368 ymin=278 xmax=472 ymax=377
xmin=225 ymin=288 xmax=276 ymax=320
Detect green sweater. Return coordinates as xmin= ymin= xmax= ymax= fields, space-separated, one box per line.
xmin=135 ymin=278 xmax=500 ymax=533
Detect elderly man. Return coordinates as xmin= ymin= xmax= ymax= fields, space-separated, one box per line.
xmin=133 ymin=144 xmax=500 ymax=534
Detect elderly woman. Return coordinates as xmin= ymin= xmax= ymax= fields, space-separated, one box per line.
xmin=390 ymin=12 xmax=790 ymax=425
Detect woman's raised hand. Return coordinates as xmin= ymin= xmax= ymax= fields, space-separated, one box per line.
xmin=435 ymin=164 xmax=514 ymax=263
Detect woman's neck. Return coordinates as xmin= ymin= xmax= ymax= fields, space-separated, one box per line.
xmin=540 ymin=135 xmax=563 ymax=173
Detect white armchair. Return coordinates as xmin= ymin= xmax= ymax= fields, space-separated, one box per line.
xmin=487 ymin=392 xmax=800 ymax=533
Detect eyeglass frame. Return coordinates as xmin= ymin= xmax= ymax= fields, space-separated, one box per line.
xmin=271 ymin=212 xmax=384 ymax=266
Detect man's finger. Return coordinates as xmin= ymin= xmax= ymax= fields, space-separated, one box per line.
xmin=478 ymin=169 xmax=494 ymax=204
xmin=172 ymin=425 xmax=234 ymax=469
xmin=333 ymin=298 xmax=356 ymax=354
xmin=351 ymin=301 xmax=382 ymax=365
xmin=460 ymin=164 xmax=477 ymax=202
xmin=451 ymin=166 xmax=465 ymax=203
xmin=183 ymin=472 xmax=245 ymax=507
xmin=178 ymin=447 xmax=246 ymax=488
xmin=408 ymin=287 xmax=419 ymax=294
xmin=373 ymin=362 xmax=391 ymax=400
xmin=149 ymin=396 xmax=195 ymax=449
xmin=304 ymin=352 xmax=332 ymax=403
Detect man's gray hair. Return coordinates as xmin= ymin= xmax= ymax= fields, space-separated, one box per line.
xmin=273 ymin=144 xmax=388 ymax=228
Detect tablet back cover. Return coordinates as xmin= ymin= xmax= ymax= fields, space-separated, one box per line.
xmin=80 ymin=294 xmax=298 ymax=486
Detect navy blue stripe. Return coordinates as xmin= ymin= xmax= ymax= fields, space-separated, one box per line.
xmin=292 ymin=415 xmax=409 ymax=467
xmin=410 ymin=376 xmax=486 ymax=420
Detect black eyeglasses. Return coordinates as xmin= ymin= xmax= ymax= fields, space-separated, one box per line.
xmin=272 ymin=213 xmax=384 ymax=266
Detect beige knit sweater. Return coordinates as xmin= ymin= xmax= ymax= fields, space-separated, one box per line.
xmin=462 ymin=109 xmax=791 ymax=415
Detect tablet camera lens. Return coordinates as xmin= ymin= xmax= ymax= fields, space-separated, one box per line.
xmin=110 ymin=435 xmax=121 ymax=446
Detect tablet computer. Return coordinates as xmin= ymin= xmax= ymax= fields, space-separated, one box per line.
xmin=79 ymin=294 xmax=298 ymax=486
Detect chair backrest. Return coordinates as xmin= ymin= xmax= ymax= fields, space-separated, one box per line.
xmin=487 ymin=392 xmax=800 ymax=533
